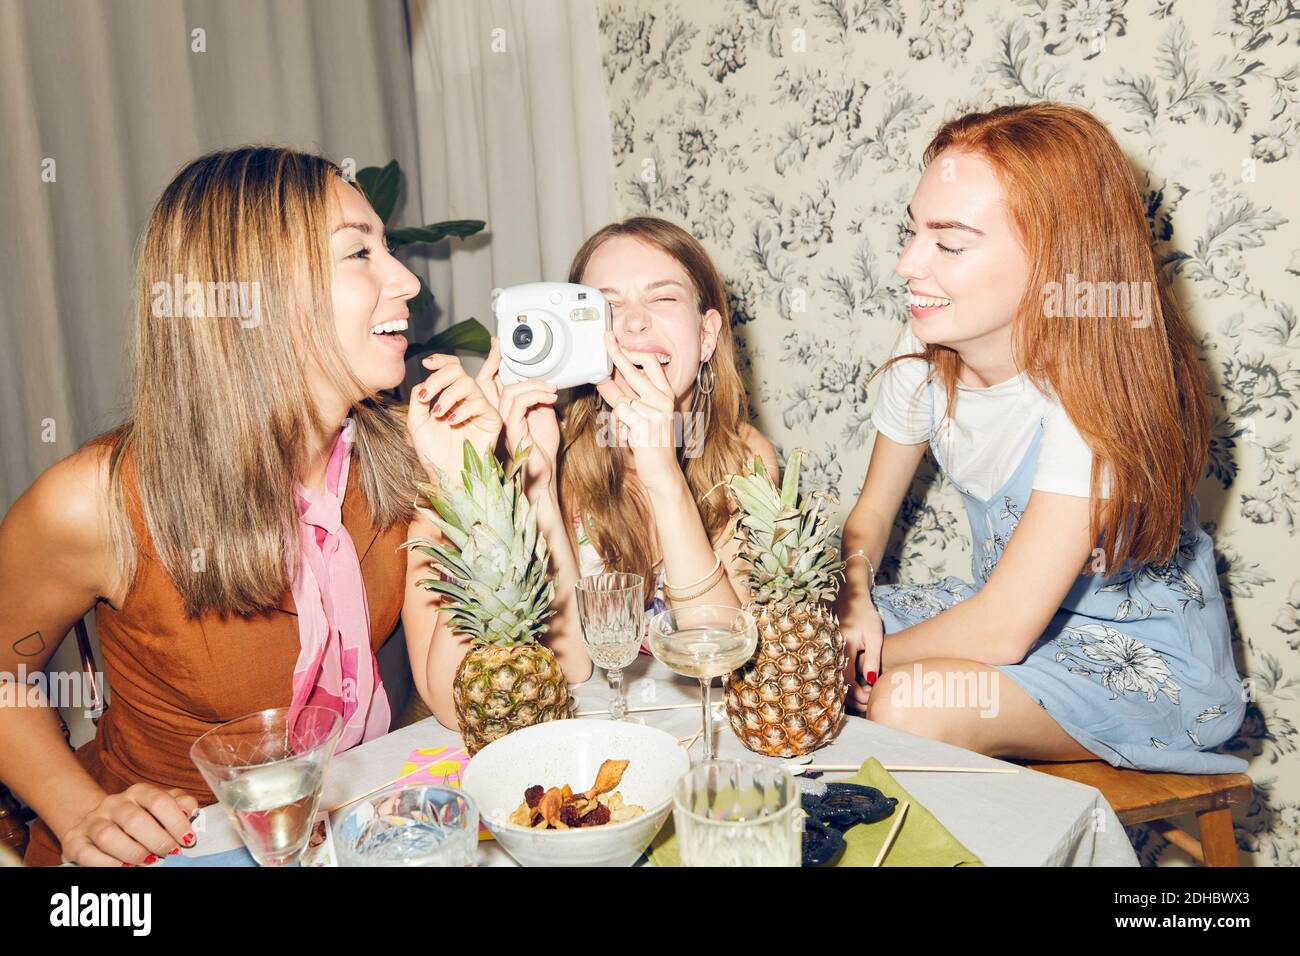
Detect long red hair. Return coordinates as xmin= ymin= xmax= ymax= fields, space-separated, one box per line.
xmin=879 ymin=103 xmax=1210 ymax=571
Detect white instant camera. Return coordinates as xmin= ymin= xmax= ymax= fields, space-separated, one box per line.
xmin=493 ymin=282 xmax=613 ymax=389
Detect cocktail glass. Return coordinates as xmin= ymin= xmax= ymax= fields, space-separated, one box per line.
xmin=647 ymin=605 xmax=757 ymax=760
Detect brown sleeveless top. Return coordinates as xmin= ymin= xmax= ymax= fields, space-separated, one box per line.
xmin=24 ymin=441 xmax=410 ymax=866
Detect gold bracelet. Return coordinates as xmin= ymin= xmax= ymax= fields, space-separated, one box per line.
xmin=663 ymin=565 xmax=725 ymax=602
xmin=845 ymin=549 xmax=878 ymax=588
xmin=663 ymin=553 xmax=725 ymax=601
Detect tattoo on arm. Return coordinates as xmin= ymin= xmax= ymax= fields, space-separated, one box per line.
xmin=12 ymin=632 xmax=45 ymax=656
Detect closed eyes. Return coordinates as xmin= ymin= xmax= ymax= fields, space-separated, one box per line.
xmin=610 ymin=297 xmax=679 ymax=309
xmin=901 ymin=223 xmax=966 ymax=256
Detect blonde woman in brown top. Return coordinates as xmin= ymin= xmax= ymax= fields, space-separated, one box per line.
xmin=0 ymin=147 xmax=582 ymax=867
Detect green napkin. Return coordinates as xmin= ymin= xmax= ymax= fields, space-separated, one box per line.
xmin=646 ymin=757 xmax=983 ymax=867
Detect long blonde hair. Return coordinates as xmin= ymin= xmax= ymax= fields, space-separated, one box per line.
xmin=105 ymin=146 xmax=420 ymax=617
xmin=558 ymin=217 xmax=751 ymax=602
xmin=875 ymin=103 xmax=1210 ymax=570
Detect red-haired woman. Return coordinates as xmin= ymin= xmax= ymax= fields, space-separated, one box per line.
xmin=837 ymin=103 xmax=1247 ymax=773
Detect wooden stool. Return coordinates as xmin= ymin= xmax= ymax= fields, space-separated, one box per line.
xmin=1024 ymin=759 xmax=1252 ymax=866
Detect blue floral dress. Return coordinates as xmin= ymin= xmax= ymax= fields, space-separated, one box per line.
xmin=870 ymin=377 xmax=1248 ymax=773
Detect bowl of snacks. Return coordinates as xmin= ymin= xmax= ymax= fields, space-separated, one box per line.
xmin=461 ymin=718 xmax=689 ymax=867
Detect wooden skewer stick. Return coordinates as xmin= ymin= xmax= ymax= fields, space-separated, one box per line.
xmin=872 ymin=800 xmax=909 ymax=867
xmin=885 ymin=765 xmax=1017 ymax=774
xmin=324 ymin=759 xmax=452 ymax=814
xmin=677 ymin=728 xmax=704 ymax=752
xmin=574 ymin=702 xmax=699 ymax=718
xmin=785 ymin=763 xmax=1019 ymax=775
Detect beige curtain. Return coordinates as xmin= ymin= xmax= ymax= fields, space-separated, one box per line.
xmin=407 ymin=0 xmax=617 ymax=348
xmin=0 ymin=0 xmax=423 ymax=510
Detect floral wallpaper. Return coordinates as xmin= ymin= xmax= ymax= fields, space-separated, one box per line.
xmin=595 ymin=0 xmax=1300 ymax=866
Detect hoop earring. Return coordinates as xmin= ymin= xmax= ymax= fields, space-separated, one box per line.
xmin=697 ymin=358 xmax=716 ymax=397
xmin=685 ymin=359 xmax=714 ymax=460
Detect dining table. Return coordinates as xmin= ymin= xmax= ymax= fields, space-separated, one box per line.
xmin=185 ymin=654 xmax=1140 ymax=866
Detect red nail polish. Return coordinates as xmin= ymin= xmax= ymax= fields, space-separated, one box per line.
xmin=182 ymin=832 xmax=196 ymax=847
xmin=169 ymin=847 xmax=180 ymax=855
xmin=866 ymin=671 xmax=877 ymax=686
xmin=144 ymin=854 xmax=158 ymax=865
xmin=121 ymin=862 xmax=132 ymax=868
xmin=432 ymin=403 xmax=442 ymax=415
xmin=417 ymin=386 xmax=427 ymax=401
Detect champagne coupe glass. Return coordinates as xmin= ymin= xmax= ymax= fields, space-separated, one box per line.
xmin=190 ymin=706 xmax=342 ymax=866
xmin=575 ymin=572 xmax=644 ymax=720
xmin=647 ymin=605 xmax=757 ymax=760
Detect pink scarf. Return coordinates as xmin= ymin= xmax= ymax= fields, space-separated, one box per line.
xmin=287 ymin=418 xmax=390 ymax=750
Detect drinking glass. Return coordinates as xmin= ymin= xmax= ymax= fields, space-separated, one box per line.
xmin=575 ymin=572 xmax=644 ymax=720
xmin=672 ymin=760 xmax=802 ymax=867
xmin=647 ymin=605 xmax=757 ymax=760
xmin=190 ymin=706 xmax=342 ymax=867
xmin=336 ymin=784 xmax=478 ymax=867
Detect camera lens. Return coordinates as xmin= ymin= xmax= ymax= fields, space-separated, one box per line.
xmin=512 ymin=325 xmax=534 ymax=350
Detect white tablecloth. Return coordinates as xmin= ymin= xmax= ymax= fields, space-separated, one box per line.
xmin=190 ymin=655 xmax=1139 ymax=866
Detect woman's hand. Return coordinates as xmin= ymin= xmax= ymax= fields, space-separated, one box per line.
xmin=59 ymin=784 xmax=199 ymax=866
xmin=408 ymin=353 xmax=503 ymax=482
xmin=840 ymin=598 xmax=885 ymax=714
xmin=595 ymin=330 xmax=682 ymax=494
xmin=475 ymin=338 xmax=561 ymax=498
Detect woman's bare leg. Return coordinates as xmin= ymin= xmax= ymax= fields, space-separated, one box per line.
xmin=863 ymin=657 xmax=1096 ymax=762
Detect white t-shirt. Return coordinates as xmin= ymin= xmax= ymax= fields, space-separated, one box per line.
xmin=870 ymin=323 xmax=1110 ymax=500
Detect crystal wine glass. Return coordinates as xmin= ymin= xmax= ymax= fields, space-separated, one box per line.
xmin=575 ymin=572 xmax=644 ymax=720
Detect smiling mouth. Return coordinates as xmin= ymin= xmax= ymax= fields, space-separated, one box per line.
xmin=909 ymin=293 xmax=951 ymax=314
xmin=371 ymin=317 xmax=409 ymax=336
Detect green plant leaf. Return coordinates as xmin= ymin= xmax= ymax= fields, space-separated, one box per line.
xmin=407 ymin=318 xmax=492 ymax=359
xmin=409 ymin=279 xmax=436 ymax=316
xmin=388 ymin=220 xmax=486 ymax=246
xmin=355 ymin=160 xmax=401 ymax=224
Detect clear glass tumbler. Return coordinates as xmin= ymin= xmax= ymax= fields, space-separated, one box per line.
xmin=672 ymin=760 xmax=802 ymax=867
xmin=336 ymin=784 xmax=479 ymax=867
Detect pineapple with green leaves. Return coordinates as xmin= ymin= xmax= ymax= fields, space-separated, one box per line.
xmin=403 ymin=442 xmax=573 ymax=754
xmin=723 ymin=449 xmax=847 ymax=757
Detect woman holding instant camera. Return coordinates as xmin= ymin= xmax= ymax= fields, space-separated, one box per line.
xmin=474 ymin=218 xmax=779 ymax=664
